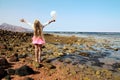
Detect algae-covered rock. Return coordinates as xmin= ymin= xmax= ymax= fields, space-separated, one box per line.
xmin=64 ymin=58 xmax=72 ymax=64
xmin=4 ymin=75 xmax=11 ymax=80
xmin=0 ymin=57 xmax=9 ymax=66
xmin=18 ymin=53 xmax=28 ymax=58
xmin=9 ymin=53 xmax=19 ymax=62
xmin=15 ymin=65 xmax=34 ymax=76
xmin=44 ymin=63 xmax=56 ymax=69
xmin=0 ymin=68 xmax=7 ymax=79
xmin=7 ymin=69 xmax=15 ymax=75
xmin=24 ymin=77 xmax=34 ymax=80
xmin=32 ymin=61 xmax=43 ymax=68
xmin=79 ymin=52 xmax=90 ymax=57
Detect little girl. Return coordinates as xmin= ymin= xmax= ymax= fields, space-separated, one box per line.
xmin=20 ymin=19 xmax=55 ymax=62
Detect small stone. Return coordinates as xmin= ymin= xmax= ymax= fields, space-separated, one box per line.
xmin=96 ymin=71 xmax=101 ymax=75
xmin=33 ymin=61 xmax=43 ymax=68
xmin=44 ymin=63 xmax=56 ymax=69
xmin=57 ymin=52 xmax=64 ymax=56
xmin=9 ymin=53 xmax=19 ymax=62
xmin=78 ymin=64 xmax=85 ymax=69
xmin=79 ymin=52 xmax=90 ymax=57
xmin=18 ymin=53 xmax=27 ymax=58
xmin=114 ymin=48 xmax=118 ymax=51
xmin=8 ymin=47 xmax=13 ymax=51
xmin=64 ymin=58 xmax=72 ymax=64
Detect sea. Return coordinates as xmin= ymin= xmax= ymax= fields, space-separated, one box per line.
xmin=45 ymin=31 xmax=120 ymax=38
xmin=46 ymin=31 xmax=120 ymax=64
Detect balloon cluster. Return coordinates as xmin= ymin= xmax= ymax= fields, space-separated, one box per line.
xmin=50 ymin=11 xmax=56 ymax=21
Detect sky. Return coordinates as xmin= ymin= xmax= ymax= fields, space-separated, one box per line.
xmin=0 ymin=0 xmax=120 ymax=32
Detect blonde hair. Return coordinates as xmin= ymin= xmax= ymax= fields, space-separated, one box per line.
xmin=33 ymin=19 xmax=44 ymax=38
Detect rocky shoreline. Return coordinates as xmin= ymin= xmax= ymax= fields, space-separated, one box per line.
xmin=0 ymin=29 xmax=120 ymax=80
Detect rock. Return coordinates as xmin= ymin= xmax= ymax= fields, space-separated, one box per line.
xmin=112 ymin=63 xmax=120 ymax=68
xmin=44 ymin=63 xmax=56 ymax=69
xmin=0 ymin=44 xmax=7 ymax=49
xmin=24 ymin=77 xmax=34 ymax=80
xmin=70 ymin=69 xmax=77 ymax=75
xmin=96 ymin=70 xmax=101 ymax=75
xmin=77 ymin=64 xmax=85 ymax=69
xmin=57 ymin=52 xmax=64 ymax=56
xmin=0 ymin=68 xmax=7 ymax=79
xmin=0 ymin=57 xmax=9 ymax=66
xmin=79 ymin=52 xmax=90 ymax=57
xmin=9 ymin=53 xmax=19 ymax=62
xmin=4 ymin=75 xmax=11 ymax=80
xmin=114 ymin=48 xmax=119 ymax=51
xmin=15 ymin=65 xmax=34 ymax=76
xmin=18 ymin=53 xmax=27 ymax=58
xmin=8 ymin=47 xmax=13 ymax=51
xmin=58 ymin=58 xmax=64 ymax=62
xmin=102 ymin=64 xmax=114 ymax=70
xmin=32 ymin=61 xmax=43 ymax=68
xmin=91 ymin=59 xmax=104 ymax=67
xmin=83 ymin=77 xmax=90 ymax=80
xmin=53 ymin=52 xmax=64 ymax=57
xmin=7 ymin=69 xmax=15 ymax=75
xmin=64 ymin=58 xmax=72 ymax=64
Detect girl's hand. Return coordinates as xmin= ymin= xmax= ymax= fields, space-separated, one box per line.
xmin=20 ymin=19 xmax=26 ymax=23
xmin=52 ymin=20 xmax=55 ymax=22
xmin=49 ymin=20 xmax=55 ymax=24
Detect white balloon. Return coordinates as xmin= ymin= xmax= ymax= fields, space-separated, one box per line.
xmin=50 ymin=11 xmax=56 ymax=20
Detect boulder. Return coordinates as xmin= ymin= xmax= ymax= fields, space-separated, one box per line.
xmin=24 ymin=77 xmax=34 ymax=80
xmin=4 ymin=75 xmax=11 ymax=80
xmin=7 ymin=69 xmax=15 ymax=75
xmin=0 ymin=57 xmax=9 ymax=66
xmin=15 ymin=65 xmax=34 ymax=76
xmin=0 ymin=68 xmax=7 ymax=79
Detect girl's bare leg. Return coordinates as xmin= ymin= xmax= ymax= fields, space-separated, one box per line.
xmin=35 ymin=44 xmax=39 ymax=62
xmin=38 ymin=45 xmax=42 ymax=63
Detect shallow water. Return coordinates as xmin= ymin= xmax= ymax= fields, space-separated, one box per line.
xmin=47 ymin=31 xmax=120 ymax=66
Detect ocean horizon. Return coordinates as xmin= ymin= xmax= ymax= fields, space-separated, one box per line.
xmin=45 ymin=31 xmax=120 ymax=38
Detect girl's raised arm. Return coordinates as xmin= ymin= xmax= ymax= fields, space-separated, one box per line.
xmin=43 ymin=19 xmax=55 ymax=28
xmin=20 ymin=19 xmax=34 ymax=29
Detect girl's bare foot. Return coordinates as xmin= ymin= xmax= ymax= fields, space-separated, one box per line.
xmin=38 ymin=58 xmax=41 ymax=63
xmin=35 ymin=59 xmax=38 ymax=62
xmin=35 ymin=60 xmax=37 ymax=62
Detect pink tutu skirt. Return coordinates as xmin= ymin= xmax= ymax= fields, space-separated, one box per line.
xmin=32 ymin=36 xmax=45 ymax=45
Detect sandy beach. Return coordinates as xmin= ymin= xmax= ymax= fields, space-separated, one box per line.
xmin=0 ymin=29 xmax=120 ymax=80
